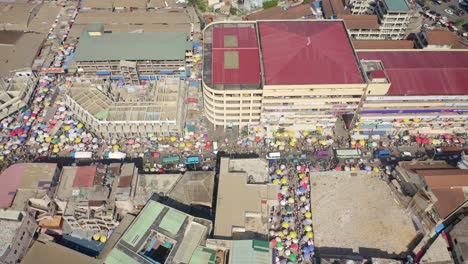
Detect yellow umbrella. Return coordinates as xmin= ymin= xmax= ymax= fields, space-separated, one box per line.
xmin=53 ymin=148 xmax=59 ymax=153
xmin=179 ymin=142 xmax=186 ymax=148
xmin=290 ymin=231 xmax=297 ymax=239
xmin=273 ymin=179 xmax=280 ymax=185
xmin=60 ymin=135 xmax=66 ymax=139
xmin=64 ymin=125 xmax=71 ymax=131
xmin=304 ymin=225 xmax=312 ymax=232
xmin=373 ymin=167 xmax=380 ymax=172
xmin=45 ymin=137 xmax=52 ymax=143
xmin=288 ymin=131 xmax=295 ymax=137
xmin=157 ymin=136 xmax=163 ymax=141
xmin=403 ymin=118 xmax=410 ymax=123
xmin=298 ymin=173 xmax=305 ymax=179
xmin=359 ymin=139 xmax=366 ymax=146
xmin=113 ymin=144 xmax=119 ymax=150
xmin=278 ymin=232 xmax=285 ymax=238
xmin=316 ymin=126 xmax=323 ymax=131
xmin=281 ymin=222 xmax=289 ymax=228
xmin=300 ymin=196 xmax=307 ymax=202
xmin=93 ymin=234 xmax=100 ymax=241
xmin=304 ymin=211 xmax=312 ymax=218
xmin=320 ymin=140 xmax=327 ymax=146
xmin=283 ymin=132 xmax=289 ymax=137
xmin=74 ymin=137 xmax=81 ymax=144
xmin=100 ymin=236 xmax=107 ymax=243
xmin=289 ymin=141 xmax=295 ymax=147
xmin=77 ymin=123 xmax=84 ymax=128
xmin=186 ymin=142 xmax=193 ymax=147
xmin=302 ymin=131 xmax=309 ymax=136
xmin=351 ymin=140 xmax=356 ymax=146
xmin=311 ymin=137 xmax=317 ymax=143
xmin=275 ymin=132 xmax=281 ymax=138
xmin=170 ymin=136 xmax=177 ymax=142
xmin=291 ymin=138 xmax=297 ymax=143
xmin=148 ymin=133 xmax=154 ymax=137
xmin=413 ymin=118 xmax=421 ymax=123
xmin=0 ymin=156 xmax=4 ymax=161
xmin=276 ymin=169 xmax=282 ymax=175
xmin=288 ymin=197 xmax=295 ymax=204
xmin=306 ymin=232 xmax=314 ymax=239
xmin=281 ymin=177 xmax=288 ymax=184
xmin=42 ymin=88 xmax=49 ymax=92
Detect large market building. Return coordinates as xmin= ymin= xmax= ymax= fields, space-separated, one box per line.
xmin=72 ymin=24 xmax=193 ymax=85
xmin=202 ymin=20 xmax=468 ymax=137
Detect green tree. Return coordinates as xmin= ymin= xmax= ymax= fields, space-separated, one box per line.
xmin=230 ymin=7 xmax=238 ymax=15
xmin=262 ymin=0 xmax=278 ymax=9
xmin=455 ymin=19 xmax=465 ymax=27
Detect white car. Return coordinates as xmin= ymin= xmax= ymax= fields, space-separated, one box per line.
xmin=444 ymin=8 xmax=454 ymax=15
xmin=423 ymin=24 xmax=431 ymax=29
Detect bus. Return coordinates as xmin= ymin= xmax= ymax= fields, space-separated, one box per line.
xmin=334 ymin=149 xmax=362 ymax=158
xmin=162 ymin=155 xmax=180 ymax=164
xmin=185 ymin=156 xmax=200 ymax=165
xmin=432 ymin=147 xmax=467 ymax=161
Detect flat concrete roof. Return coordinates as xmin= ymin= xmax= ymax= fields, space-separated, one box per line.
xmin=22 ymin=241 xmax=99 ymax=264
xmin=0 ymin=2 xmax=37 ymax=31
xmin=0 ymin=163 xmax=57 ymax=208
xmin=0 ymin=32 xmax=45 ymax=77
xmin=310 ymin=173 xmax=417 ymax=257
xmin=214 ymin=157 xmax=276 ymax=238
xmin=28 ymin=3 xmax=61 ymax=34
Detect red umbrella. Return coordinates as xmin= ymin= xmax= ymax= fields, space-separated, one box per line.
xmin=277 ymin=193 xmax=283 ymax=200
xmin=291 ymin=244 xmax=299 ymax=251
xmin=355 ymin=143 xmax=361 ymax=148
xmin=255 ymin=136 xmax=261 ymax=142
xmin=335 ymin=166 xmax=342 ymax=171
xmin=459 ymin=138 xmax=466 ymax=144
xmin=151 ymin=152 xmax=159 ymax=158
xmin=10 ymin=131 xmax=16 ymax=136
xmin=415 ymin=137 xmax=422 ymax=143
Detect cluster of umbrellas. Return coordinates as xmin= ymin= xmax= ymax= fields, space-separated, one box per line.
xmin=269 ymin=163 xmax=314 ymax=263
xmin=268 ymin=130 xmax=333 ymax=151
xmin=351 ymin=139 xmax=378 ymax=148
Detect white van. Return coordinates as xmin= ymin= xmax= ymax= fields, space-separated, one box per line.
xmin=266 ymin=152 xmax=281 ymax=160
xmin=213 ymin=141 xmax=218 ymax=154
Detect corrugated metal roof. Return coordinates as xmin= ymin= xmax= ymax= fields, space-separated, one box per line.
xmin=245 ymin=4 xmax=314 ymax=20
xmin=353 ymin=39 xmax=414 ymax=49
xmin=74 ymin=24 xmax=191 ymax=61
xmin=383 ymin=0 xmax=409 ymax=11
xmin=338 ymin=15 xmax=380 ymax=30
xmin=230 ymin=240 xmax=271 ymax=264
xmin=211 ymin=25 xmax=261 ymax=85
xmin=72 ymin=166 xmax=97 ymax=188
xmin=122 ymin=200 xmax=164 ymax=247
xmin=358 ymin=51 xmax=468 ymax=96
xmin=431 ymin=188 xmax=465 ymax=218
xmin=159 ymin=208 xmax=187 ymax=235
xmin=259 ymin=21 xmax=365 ymax=85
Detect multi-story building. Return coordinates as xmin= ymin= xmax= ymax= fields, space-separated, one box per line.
xmin=202 ymin=20 xmax=388 ymax=135
xmin=415 ymin=29 xmax=468 ymax=50
xmin=64 ymin=78 xmax=187 ymax=138
xmin=349 ymin=0 xmax=375 ymax=15
xmin=354 ymin=51 xmax=468 ymax=138
xmin=344 ymin=0 xmax=421 ymax=40
xmin=0 ymin=76 xmax=37 ymax=120
xmin=72 ymin=24 xmax=192 ymax=85
xmin=55 ymin=164 xmax=137 ymax=233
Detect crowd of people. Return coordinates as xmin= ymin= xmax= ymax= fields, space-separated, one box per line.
xmin=269 ymin=161 xmax=314 ymax=263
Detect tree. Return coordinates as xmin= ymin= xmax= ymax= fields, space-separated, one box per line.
xmin=230 ymin=6 xmax=238 ymax=15
xmin=455 ymin=19 xmax=465 ymax=27
xmin=262 ymin=0 xmax=278 ymax=9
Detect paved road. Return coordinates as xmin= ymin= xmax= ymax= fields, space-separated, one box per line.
xmin=423 ymin=0 xmax=468 ymax=31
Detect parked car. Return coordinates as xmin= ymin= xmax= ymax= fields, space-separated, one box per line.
xmin=444 ymin=8 xmax=454 ymax=15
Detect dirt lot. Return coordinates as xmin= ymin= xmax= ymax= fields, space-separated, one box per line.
xmin=310 ymin=173 xmax=417 ymax=257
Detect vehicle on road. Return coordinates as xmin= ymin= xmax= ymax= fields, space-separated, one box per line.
xmin=373 ymin=149 xmax=391 ymax=158
xmin=266 ymin=152 xmax=281 ymax=160
xmin=400 ymin=152 xmax=413 ymax=161
xmin=444 ymin=8 xmax=454 ymax=15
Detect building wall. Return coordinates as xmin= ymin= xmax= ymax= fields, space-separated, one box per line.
xmin=354 ymin=95 xmax=468 ymax=137
xmin=0 ymin=76 xmax=38 ymax=121
xmin=0 ymin=211 xmax=38 ymax=264
xmin=349 ymin=0 xmax=376 ymax=15
xmin=202 ymin=83 xmax=263 ymax=127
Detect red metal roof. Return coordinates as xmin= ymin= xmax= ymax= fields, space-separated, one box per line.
xmin=211 ymin=26 xmax=261 ymax=85
xmin=258 ymin=21 xmax=364 ymax=85
xmin=358 ymin=51 xmax=468 ymax=96
xmin=72 ymin=166 xmax=98 ymax=188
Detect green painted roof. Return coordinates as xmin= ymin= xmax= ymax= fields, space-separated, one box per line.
xmin=231 ymin=240 xmax=271 ymax=264
xmin=384 ymin=0 xmax=409 ymax=11
xmin=105 ymin=248 xmax=140 ymax=264
xmin=74 ymin=24 xmax=191 ymax=61
xmin=122 ymin=201 xmax=164 ymax=247
xmin=159 ymin=208 xmax=187 ymax=235
xmin=189 ymin=247 xmax=216 ymax=264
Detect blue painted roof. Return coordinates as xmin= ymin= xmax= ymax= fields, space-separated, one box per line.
xmin=384 ymin=0 xmax=409 ymax=11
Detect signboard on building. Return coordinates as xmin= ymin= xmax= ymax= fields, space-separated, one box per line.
xmin=41 ymin=68 xmax=65 ymax=74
